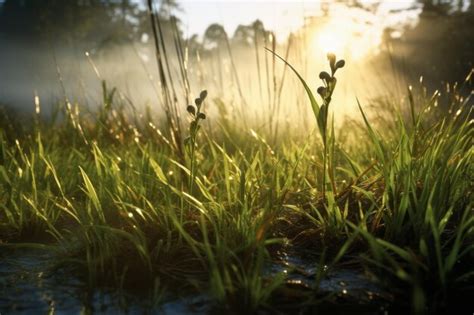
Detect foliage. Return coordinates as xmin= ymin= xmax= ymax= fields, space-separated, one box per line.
xmin=0 ymin=66 xmax=472 ymax=313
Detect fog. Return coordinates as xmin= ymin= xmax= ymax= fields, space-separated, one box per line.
xmin=0 ymin=0 xmax=472 ymax=129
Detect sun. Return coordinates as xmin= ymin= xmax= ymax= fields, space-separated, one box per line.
xmin=314 ymin=26 xmax=347 ymax=56
xmin=309 ymin=5 xmax=385 ymax=61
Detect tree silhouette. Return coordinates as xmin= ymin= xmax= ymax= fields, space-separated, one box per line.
xmin=0 ymin=0 xmax=140 ymax=46
xmin=232 ymin=24 xmax=253 ymax=47
xmin=203 ymin=23 xmax=228 ymax=50
xmin=384 ymin=0 xmax=474 ymax=87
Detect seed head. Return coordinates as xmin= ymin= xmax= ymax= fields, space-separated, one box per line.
xmin=336 ymin=60 xmax=345 ymax=69
xmin=319 ymin=71 xmax=331 ymax=82
xmin=317 ymin=86 xmax=327 ymax=98
xmin=327 ymin=53 xmax=336 ymax=69
xmin=187 ymin=105 xmax=196 ymax=116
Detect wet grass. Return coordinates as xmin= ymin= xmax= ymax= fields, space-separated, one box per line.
xmin=0 ymin=56 xmax=473 ymax=313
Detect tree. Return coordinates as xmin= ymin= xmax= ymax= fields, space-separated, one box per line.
xmin=232 ymin=24 xmax=253 ymax=47
xmin=186 ymin=34 xmax=202 ymax=55
xmin=0 ymin=0 xmax=141 ymax=46
xmin=203 ymin=23 xmax=228 ymax=50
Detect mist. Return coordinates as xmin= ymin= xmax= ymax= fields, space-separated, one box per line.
xmin=0 ymin=0 xmax=472 ymax=129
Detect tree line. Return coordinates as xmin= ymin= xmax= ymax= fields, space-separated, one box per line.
xmin=0 ymin=0 xmax=272 ymax=54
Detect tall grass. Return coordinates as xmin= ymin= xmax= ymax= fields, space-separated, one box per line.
xmin=0 ymin=64 xmax=472 ymax=313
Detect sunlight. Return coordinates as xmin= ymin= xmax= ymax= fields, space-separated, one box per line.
xmin=312 ymin=22 xmax=381 ymax=60
xmin=0 ymin=1 xmax=472 ymax=313
xmin=315 ymin=28 xmax=346 ymax=56
xmin=310 ymin=8 xmax=383 ymax=60
xmin=308 ymin=2 xmax=421 ymax=61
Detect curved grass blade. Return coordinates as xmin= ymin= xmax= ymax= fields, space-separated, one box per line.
xmin=265 ymin=48 xmax=322 ymax=134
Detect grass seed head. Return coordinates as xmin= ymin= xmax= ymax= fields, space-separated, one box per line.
xmin=319 ymin=71 xmax=331 ymax=82
xmin=327 ymin=53 xmax=336 ymax=70
xmin=317 ymin=86 xmax=327 ymax=98
xmin=187 ymin=105 xmax=196 ymax=116
xmin=195 ymin=98 xmax=202 ymax=107
xmin=336 ymin=59 xmax=345 ymax=69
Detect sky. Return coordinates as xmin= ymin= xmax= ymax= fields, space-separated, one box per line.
xmin=176 ymin=0 xmax=419 ymax=39
xmin=177 ymin=1 xmax=318 ymax=39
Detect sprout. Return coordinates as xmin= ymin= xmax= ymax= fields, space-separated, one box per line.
xmin=186 ymin=90 xmax=209 ymax=194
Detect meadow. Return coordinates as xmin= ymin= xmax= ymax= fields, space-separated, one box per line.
xmin=0 ymin=50 xmax=472 ymax=313
xmin=0 ymin=1 xmax=473 ymax=313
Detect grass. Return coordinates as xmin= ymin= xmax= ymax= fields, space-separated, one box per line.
xmin=0 ymin=49 xmax=473 ymax=313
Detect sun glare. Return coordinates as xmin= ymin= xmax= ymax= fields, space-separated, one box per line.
xmin=309 ymin=4 xmax=398 ymax=61
xmin=315 ymin=29 xmax=345 ymax=56
xmin=311 ymin=18 xmax=382 ymax=61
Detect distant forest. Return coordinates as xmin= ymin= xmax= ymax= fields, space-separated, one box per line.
xmin=0 ymin=0 xmax=472 ymax=85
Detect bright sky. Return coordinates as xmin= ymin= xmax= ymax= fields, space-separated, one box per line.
xmin=177 ymin=0 xmax=419 ymax=39
xmin=178 ymin=1 xmax=317 ymax=39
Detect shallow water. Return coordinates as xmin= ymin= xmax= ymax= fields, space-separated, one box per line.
xmin=270 ymin=248 xmax=393 ymax=301
xmin=0 ymin=249 xmax=211 ymax=314
xmin=0 ymin=249 xmax=391 ymax=314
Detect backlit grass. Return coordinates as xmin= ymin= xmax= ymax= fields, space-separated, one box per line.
xmin=0 ymin=62 xmax=472 ymax=314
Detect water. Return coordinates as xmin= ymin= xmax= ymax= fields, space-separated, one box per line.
xmin=266 ymin=248 xmax=393 ymax=314
xmin=0 ymin=249 xmax=210 ymax=314
xmin=0 ymin=248 xmax=392 ymax=314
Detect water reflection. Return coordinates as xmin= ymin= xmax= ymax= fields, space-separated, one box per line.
xmin=270 ymin=246 xmax=393 ymax=301
xmin=0 ymin=249 xmax=210 ymax=314
xmin=0 ymin=248 xmax=394 ymax=314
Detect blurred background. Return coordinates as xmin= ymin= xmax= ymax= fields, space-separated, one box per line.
xmin=0 ymin=0 xmax=472 ymax=128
